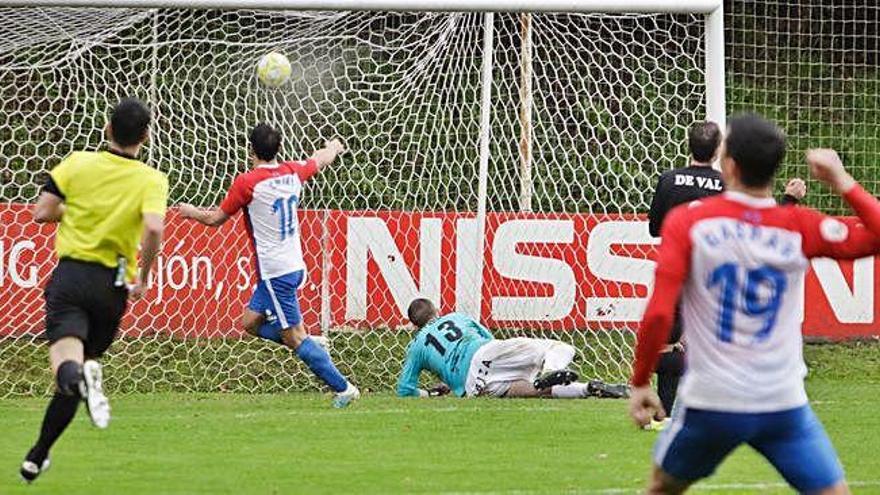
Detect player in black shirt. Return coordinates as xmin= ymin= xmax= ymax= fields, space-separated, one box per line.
xmin=645 ymin=121 xmax=806 ymax=428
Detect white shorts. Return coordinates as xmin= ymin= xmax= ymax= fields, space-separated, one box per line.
xmin=464 ymin=338 xmax=561 ymax=397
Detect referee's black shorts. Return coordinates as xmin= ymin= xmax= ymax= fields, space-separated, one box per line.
xmin=44 ymin=258 xmax=128 ymax=359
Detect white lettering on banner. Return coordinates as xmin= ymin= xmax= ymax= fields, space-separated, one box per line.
xmin=811 ymin=257 xmax=874 ymax=324
xmin=191 ymin=256 xmax=213 ymax=289
xmin=236 ymin=257 xmax=252 ymax=290
xmin=455 ymin=218 xmax=480 ymax=317
xmin=586 ymin=221 xmax=659 ymax=322
xmin=345 ymin=217 xmax=441 ymax=320
xmin=490 ymin=219 xmax=575 ymax=321
xmin=166 ymin=255 xmax=189 ymax=290
xmin=0 ymin=240 xmax=38 ymax=288
xmin=150 ymin=240 xmax=219 ymax=302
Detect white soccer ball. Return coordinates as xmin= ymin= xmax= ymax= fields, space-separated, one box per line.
xmin=256 ymin=52 xmax=292 ymax=88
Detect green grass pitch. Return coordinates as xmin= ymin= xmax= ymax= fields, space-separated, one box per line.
xmin=1 ymin=345 xmax=880 ymax=494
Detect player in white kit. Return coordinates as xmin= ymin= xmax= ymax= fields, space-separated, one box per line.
xmin=180 ymin=124 xmax=359 ymax=408
xmin=629 ymin=114 xmax=880 ymax=493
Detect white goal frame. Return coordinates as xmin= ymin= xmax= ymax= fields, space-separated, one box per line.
xmin=0 ymin=0 xmax=726 ymax=321
xmin=0 ymin=0 xmax=726 ymax=395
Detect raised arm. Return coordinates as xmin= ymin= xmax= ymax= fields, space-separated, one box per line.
xmin=309 ymin=138 xmax=346 ymax=171
xmin=779 ymin=178 xmax=806 ymax=206
xmin=803 ymin=149 xmax=880 ymax=257
xmin=179 ymin=204 xmax=230 ymax=227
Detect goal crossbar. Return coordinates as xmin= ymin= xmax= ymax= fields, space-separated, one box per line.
xmin=0 ymin=2 xmax=725 ymax=395
xmin=0 ymin=0 xmax=722 ymax=14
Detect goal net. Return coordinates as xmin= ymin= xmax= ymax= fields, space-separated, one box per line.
xmin=0 ymin=6 xmax=710 ymax=396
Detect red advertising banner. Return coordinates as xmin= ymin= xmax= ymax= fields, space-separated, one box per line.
xmin=1 ymin=203 xmax=877 ymax=339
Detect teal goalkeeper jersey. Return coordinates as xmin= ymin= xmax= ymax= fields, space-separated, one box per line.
xmin=397 ymin=313 xmax=494 ymax=397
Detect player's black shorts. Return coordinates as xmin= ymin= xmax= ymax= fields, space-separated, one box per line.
xmin=44 ymin=258 xmax=128 ymax=359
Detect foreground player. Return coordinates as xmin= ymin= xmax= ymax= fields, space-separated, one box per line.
xmin=21 ymin=98 xmax=167 ymax=482
xmin=179 ymin=124 xmax=358 ymax=408
xmin=646 ymin=121 xmax=806 ymax=429
xmin=398 ymin=299 xmax=628 ymax=399
xmin=630 ymin=114 xmax=880 ymax=493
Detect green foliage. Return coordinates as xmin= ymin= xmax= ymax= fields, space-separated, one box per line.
xmin=1 ymin=11 xmax=877 ymax=215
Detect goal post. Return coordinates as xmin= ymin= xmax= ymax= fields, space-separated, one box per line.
xmin=0 ymin=0 xmax=725 ymax=396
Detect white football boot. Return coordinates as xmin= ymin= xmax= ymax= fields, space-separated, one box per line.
xmin=332 ymin=382 xmax=360 ymax=409
xmin=82 ymin=360 xmax=111 ymax=429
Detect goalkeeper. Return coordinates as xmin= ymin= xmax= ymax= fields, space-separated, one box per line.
xmin=397 ymin=299 xmax=628 ymax=399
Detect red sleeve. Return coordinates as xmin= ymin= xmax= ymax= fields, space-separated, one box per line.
xmin=797 ymin=185 xmax=880 ymax=259
xmin=631 ymin=207 xmax=693 ymax=387
xmin=285 ymin=159 xmax=319 ymax=182
xmin=219 ymin=175 xmax=253 ymax=216
xmin=844 ymin=184 xmax=880 ymax=240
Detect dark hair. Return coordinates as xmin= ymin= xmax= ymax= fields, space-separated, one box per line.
xmin=110 ymin=98 xmax=150 ymax=147
xmin=688 ymin=121 xmax=722 ymax=163
xmin=407 ymin=298 xmax=438 ymax=329
xmin=724 ymin=114 xmax=786 ymax=188
xmin=249 ymin=123 xmax=281 ymax=161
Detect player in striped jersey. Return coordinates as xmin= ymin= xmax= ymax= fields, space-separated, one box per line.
xmin=629 ymin=114 xmax=880 ymax=493
xmin=180 ymin=124 xmax=358 ymax=408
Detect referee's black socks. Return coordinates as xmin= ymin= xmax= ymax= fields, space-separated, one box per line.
xmin=656 ymin=350 xmax=684 ymax=418
xmin=26 ymin=361 xmax=84 ymax=464
xmin=56 ymin=360 xmax=84 ymax=398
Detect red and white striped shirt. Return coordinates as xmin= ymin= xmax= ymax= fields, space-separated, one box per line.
xmin=633 ymin=186 xmax=880 ymax=412
xmin=220 ymin=159 xmax=318 ymax=280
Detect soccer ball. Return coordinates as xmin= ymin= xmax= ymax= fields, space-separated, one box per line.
xmin=256 ymin=52 xmax=292 ymax=88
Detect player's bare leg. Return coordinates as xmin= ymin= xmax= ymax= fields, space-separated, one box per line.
xmin=505 ymin=380 xmax=551 ymax=398
xmin=646 ymin=465 xmax=691 ymax=494
xmin=280 ymin=325 xmax=309 ymax=348
xmin=240 ymin=309 xmax=264 ymax=337
xmin=49 ymin=336 xmax=84 ymax=374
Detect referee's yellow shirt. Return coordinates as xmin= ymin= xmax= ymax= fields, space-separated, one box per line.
xmin=48 ymin=150 xmax=168 ymax=281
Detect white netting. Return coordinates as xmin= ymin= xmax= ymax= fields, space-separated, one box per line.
xmin=726 ymin=0 xmax=880 ymax=215
xmin=0 ymin=8 xmax=708 ymax=396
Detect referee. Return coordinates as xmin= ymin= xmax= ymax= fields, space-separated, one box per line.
xmin=646 ymin=121 xmax=805 ymax=429
xmin=20 ymin=98 xmax=168 ymax=482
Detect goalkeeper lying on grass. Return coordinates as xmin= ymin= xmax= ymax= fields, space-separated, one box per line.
xmin=397 ymin=298 xmax=628 ymax=399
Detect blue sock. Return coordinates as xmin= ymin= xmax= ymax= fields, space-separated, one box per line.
xmin=257 ymin=322 xmax=282 ymax=344
xmin=295 ymin=337 xmax=348 ymax=393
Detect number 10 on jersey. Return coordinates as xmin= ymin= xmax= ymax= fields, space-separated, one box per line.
xmin=272 ymin=195 xmax=298 ymax=240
